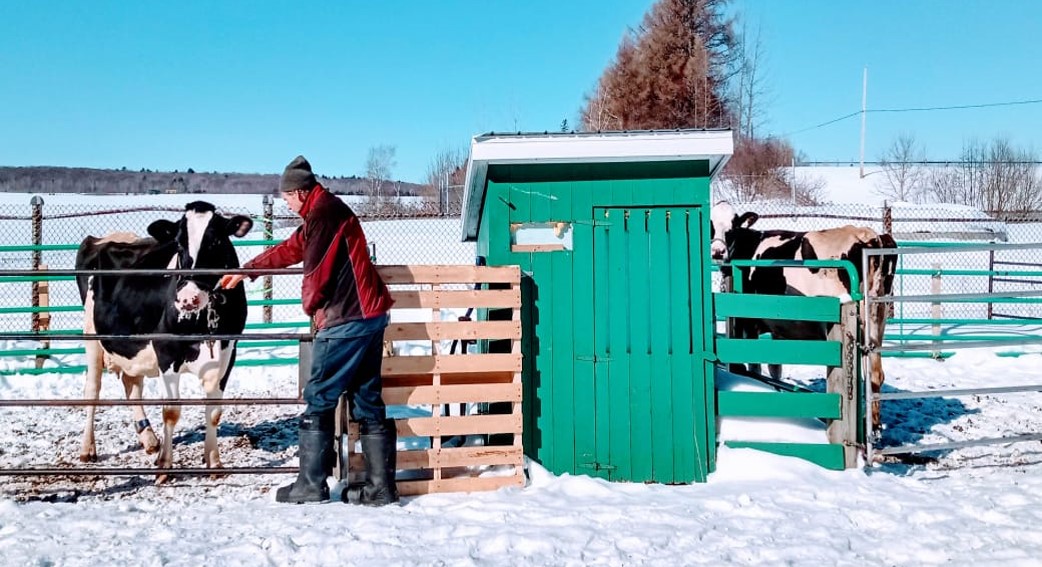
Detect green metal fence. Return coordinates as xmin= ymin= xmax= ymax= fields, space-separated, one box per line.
xmin=714 ymin=291 xmax=859 ymax=470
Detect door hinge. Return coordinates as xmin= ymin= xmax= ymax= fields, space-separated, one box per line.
xmin=574 ymin=219 xmax=612 ymax=226
xmin=576 ymin=354 xmax=611 ymax=362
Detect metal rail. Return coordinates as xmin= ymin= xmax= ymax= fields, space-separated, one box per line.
xmin=0 ymin=467 xmax=299 ymax=477
xmin=0 ymin=267 xmax=302 ymax=277
xmin=875 ymin=434 xmax=1042 ymax=456
xmin=863 ymin=243 xmax=1042 ymax=463
xmin=0 ymin=398 xmax=302 ymax=407
xmin=876 ymin=384 xmax=1042 ymax=400
xmin=0 ymin=333 xmax=310 ymax=341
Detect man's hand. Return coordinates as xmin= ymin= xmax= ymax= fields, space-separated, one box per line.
xmin=218 ymin=274 xmax=246 ymax=289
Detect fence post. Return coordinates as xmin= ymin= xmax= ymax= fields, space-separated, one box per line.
xmin=931 ymin=263 xmax=942 ymax=358
xmin=987 ymin=250 xmax=995 ymax=320
xmin=262 ymin=194 xmax=274 ymax=324
xmin=30 ymin=196 xmax=43 ymax=337
xmin=882 ymin=202 xmax=895 ymax=319
xmin=827 ymin=301 xmax=859 ymax=468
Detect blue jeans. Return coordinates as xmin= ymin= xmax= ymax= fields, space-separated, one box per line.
xmin=303 ymin=313 xmax=389 ymax=433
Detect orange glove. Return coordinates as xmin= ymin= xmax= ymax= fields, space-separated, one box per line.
xmin=218 ymin=274 xmax=245 ymax=289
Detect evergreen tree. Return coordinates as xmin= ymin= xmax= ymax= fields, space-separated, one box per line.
xmin=581 ymin=0 xmax=737 ymax=131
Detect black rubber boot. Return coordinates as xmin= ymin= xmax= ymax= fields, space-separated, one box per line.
xmin=276 ymin=413 xmax=333 ymax=503
xmin=343 ymin=419 xmax=399 ymax=506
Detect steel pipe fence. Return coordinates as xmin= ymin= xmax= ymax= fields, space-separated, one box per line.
xmin=0 ymin=196 xmax=476 ymax=339
xmin=720 ymin=201 xmax=1042 ymax=321
xmin=861 ymin=242 xmax=1042 ymax=462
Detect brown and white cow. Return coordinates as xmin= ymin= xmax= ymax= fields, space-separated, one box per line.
xmin=712 ymin=201 xmax=897 ymax=427
xmin=75 ymin=201 xmax=252 ymax=481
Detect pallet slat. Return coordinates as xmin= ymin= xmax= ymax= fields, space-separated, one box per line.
xmin=397 ymin=475 xmax=524 ymax=497
xmin=348 ymin=446 xmax=523 ymax=470
xmin=381 ymin=353 xmax=522 ymax=376
xmin=397 ymin=414 xmax=522 ymax=437
xmin=385 ymin=321 xmax=521 ymax=342
xmin=378 ymin=264 xmax=521 ymax=284
xmin=381 ymin=383 xmax=522 ymax=405
xmin=390 ymin=289 xmax=521 ymax=309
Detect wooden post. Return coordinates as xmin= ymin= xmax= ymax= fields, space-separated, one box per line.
xmin=826 ymin=301 xmax=859 ymax=468
xmin=262 ymin=194 xmax=274 ymax=325
xmin=30 ymin=196 xmax=43 ymax=339
xmin=35 ymin=264 xmax=50 ymax=369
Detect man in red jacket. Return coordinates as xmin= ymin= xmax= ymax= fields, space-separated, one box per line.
xmin=219 ymin=155 xmax=397 ymax=506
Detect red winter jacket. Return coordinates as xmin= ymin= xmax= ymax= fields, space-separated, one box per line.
xmin=245 ymin=185 xmax=393 ymax=329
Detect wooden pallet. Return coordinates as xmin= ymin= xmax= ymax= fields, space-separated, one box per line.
xmin=334 ymin=264 xmax=524 ymax=496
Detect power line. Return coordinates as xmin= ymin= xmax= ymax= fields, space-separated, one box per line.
xmin=873 ymin=98 xmax=1042 ymax=113
xmin=782 ymin=97 xmax=1042 ymax=137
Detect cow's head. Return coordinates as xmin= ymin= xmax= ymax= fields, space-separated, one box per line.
xmin=710 ymin=200 xmax=759 ymax=261
xmin=147 ymin=201 xmax=253 ymax=316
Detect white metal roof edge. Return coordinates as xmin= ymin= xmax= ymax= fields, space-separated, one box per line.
xmin=460 ymin=130 xmax=735 ymax=242
xmin=470 ymin=130 xmax=733 ymax=163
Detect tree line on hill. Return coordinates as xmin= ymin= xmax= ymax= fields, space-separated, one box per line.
xmin=0 ymin=165 xmax=427 ymax=198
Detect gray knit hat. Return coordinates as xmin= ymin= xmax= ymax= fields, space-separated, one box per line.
xmin=279 ymin=155 xmax=317 ymax=193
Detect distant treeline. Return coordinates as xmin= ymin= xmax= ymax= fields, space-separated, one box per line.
xmin=0 ymin=166 xmax=426 ymax=196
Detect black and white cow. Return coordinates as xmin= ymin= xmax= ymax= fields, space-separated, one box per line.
xmin=75 ymin=201 xmax=252 ymax=481
xmin=711 ymin=201 xmax=897 ymax=427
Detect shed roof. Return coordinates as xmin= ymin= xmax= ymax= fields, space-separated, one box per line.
xmin=460 ymin=129 xmax=734 ymax=241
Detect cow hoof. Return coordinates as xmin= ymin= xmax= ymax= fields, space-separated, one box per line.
xmin=140 ymin=430 xmax=160 ymax=455
xmin=78 ymin=450 xmax=97 ymax=463
xmin=205 ymin=450 xmax=225 ymax=477
xmin=155 ymin=473 xmax=170 ymax=485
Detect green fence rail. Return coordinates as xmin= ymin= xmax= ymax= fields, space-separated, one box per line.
xmin=713 ymin=292 xmax=850 ymax=470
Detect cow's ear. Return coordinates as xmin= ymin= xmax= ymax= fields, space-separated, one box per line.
xmin=736 ymin=212 xmax=759 ymax=228
xmin=227 ymin=215 xmax=253 ymax=238
xmin=147 ymin=220 xmax=178 ymax=242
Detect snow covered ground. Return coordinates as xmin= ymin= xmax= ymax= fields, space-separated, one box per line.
xmin=1 ymin=192 xmax=1042 ymax=565
xmin=2 ymin=343 xmax=1042 ymax=565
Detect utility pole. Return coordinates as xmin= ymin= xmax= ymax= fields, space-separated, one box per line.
xmin=859 ymin=66 xmax=868 ymax=178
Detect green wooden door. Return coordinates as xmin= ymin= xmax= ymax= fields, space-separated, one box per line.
xmin=583 ymin=206 xmax=709 ymax=483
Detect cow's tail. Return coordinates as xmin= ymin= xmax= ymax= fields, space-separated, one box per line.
xmin=865 ymin=233 xmax=899 ymax=327
xmin=876 ymin=233 xmax=899 ymax=294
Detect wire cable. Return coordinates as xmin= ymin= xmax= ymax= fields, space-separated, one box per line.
xmin=782 ymin=97 xmax=1042 ymax=137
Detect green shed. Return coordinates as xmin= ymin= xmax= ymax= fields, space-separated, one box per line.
xmin=461 ymin=130 xmax=734 ymax=483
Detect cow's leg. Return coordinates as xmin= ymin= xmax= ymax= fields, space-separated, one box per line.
xmin=121 ymin=373 xmax=160 ymax=455
xmin=79 ymin=339 xmax=103 ymax=462
xmin=156 ymin=373 xmax=182 ymax=484
xmin=869 ymin=352 xmax=885 ymax=429
xmin=768 ymin=364 xmax=782 ymax=381
xmin=198 ymin=362 xmax=226 ymax=474
xmin=868 ymin=305 xmax=888 ymax=430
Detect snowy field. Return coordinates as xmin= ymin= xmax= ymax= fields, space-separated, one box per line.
xmin=1 ymin=193 xmax=1042 ymax=565
xmin=2 ymin=351 xmax=1042 ymax=566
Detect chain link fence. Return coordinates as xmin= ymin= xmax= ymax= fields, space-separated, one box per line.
xmin=722 ymin=201 xmax=1042 ymax=320
xmin=0 ymin=194 xmax=476 ymax=338
xmin=2 ymin=194 xmax=1041 ymax=336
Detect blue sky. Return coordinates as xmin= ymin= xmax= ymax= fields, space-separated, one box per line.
xmin=1 ymin=1 xmax=1040 ymax=184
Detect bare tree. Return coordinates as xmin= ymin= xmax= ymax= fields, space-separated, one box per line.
xmin=876 ymin=134 xmax=926 ymax=203
xmin=924 ymin=164 xmax=964 ymax=205
xmin=423 ymin=147 xmax=467 ymax=215
xmin=364 ymin=145 xmax=397 ymax=213
xmin=718 ymin=136 xmax=824 ymax=203
xmin=926 ymin=138 xmax=1042 ymax=213
xmin=730 ymin=20 xmax=769 ymax=142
